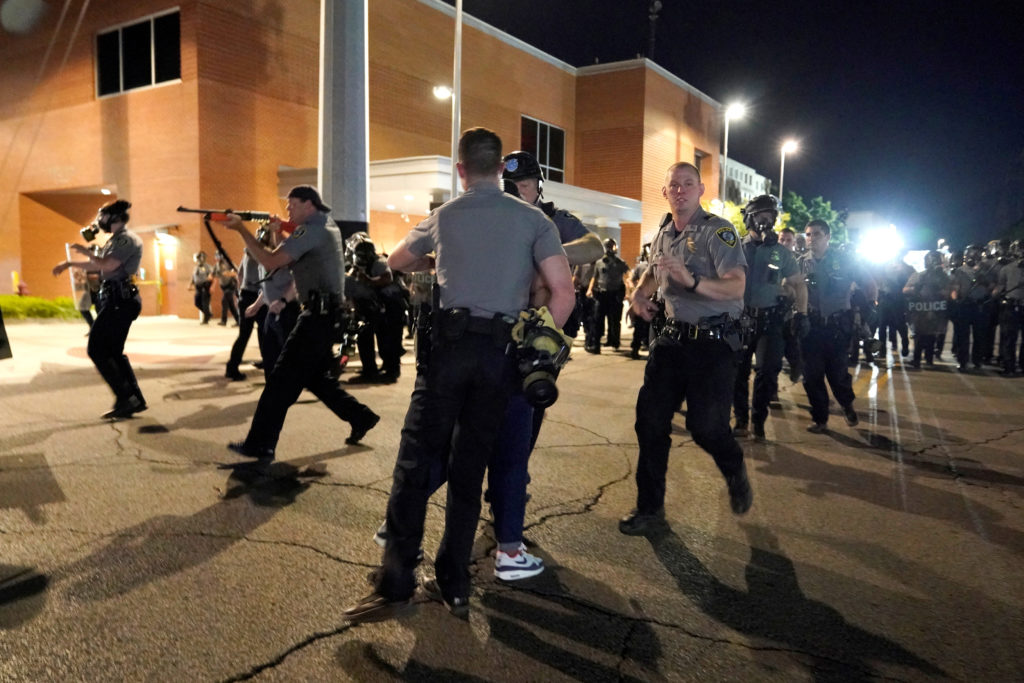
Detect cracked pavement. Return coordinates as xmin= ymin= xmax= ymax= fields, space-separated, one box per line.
xmin=1 ymin=318 xmax=1022 ymax=681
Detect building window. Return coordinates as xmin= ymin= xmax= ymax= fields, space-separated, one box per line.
xmin=520 ymin=116 xmax=565 ymax=182
xmin=97 ymin=10 xmax=180 ymax=97
xmin=694 ymin=149 xmax=711 ymax=181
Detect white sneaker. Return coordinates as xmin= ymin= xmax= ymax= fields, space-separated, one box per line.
xmin=373 ymin=521 xmax=387 ymax=547
xmin=494 ymin=544 xmax=544 ymax=581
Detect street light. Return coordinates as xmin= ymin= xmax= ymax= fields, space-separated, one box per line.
xmin=778 ymin=139 xmax=798 ymax=207
xmin=720 ymin=102 xmax=746 ymax=204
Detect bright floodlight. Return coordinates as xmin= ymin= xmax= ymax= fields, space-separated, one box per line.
xmin=433 ymin=85 xmax=453 ymax=100
xmin=782 ymin=139 xmax=798 ymax=154
xmin=857 ymin=224 xmax=905 ymax=264
xmin=726 ymin=102 xmax=746 ymax=120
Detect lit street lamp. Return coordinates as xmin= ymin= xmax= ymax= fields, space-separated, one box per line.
xmin=720 ymin=102 xmax=746 ymax=204
xmin=778 ymin=139 xmax=798 ymax=207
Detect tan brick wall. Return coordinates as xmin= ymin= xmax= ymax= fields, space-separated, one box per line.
xmin=574 ymin=67 xmax=645 ymax=200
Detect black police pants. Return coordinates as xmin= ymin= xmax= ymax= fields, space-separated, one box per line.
xmin=594 ymin=289 xmax=625 ymax=348
xmin=630 ymin=311 xmax=651 ymax=353
xmin=227 ymin=289 xmax=265 ymax=373
xmin=633 ymin=338 xmax=744 ymax=514
xmin=220 ymin=287 xmax=239 ymax=324
xmin=954 ymin=302 xmax=989 ymax=368
xmin=377 ymin=332 xmax=516 ymax=602
xmin=733 ymin=320 xmax=785 ymax=427
xmin=998 ymin=306 xmax=1023 ymax=372
xmin=243 ymin=309 xmax=375 ymax=452
xmin=260 ymin=302 xmax=300 ymax=380
xmin=801 ymin=323 xmax=855 ymax=425
xmin=878 ymin=298 xmax=908 ymax=351
xmin=88 ymin=295 xmax=143 ymax=404
xmin=194 ymin=285 xmax=212 ymax=322
xmin=783 ymin=319 xmax=802 ymax=378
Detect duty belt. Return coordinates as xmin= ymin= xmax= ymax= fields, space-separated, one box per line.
xmin=302 ymin=290 xmax=342 ymax=315
xmin=661 ymin=316 xmax=735 ymax=343
xmin=99 ymin=279 xmax=137 ymax=301
xmin=437 ymin=308 xmax=515 ymax=346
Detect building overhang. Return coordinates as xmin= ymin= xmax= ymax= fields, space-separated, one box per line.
xmin=279 ymin=156 xmax=642 ymax=228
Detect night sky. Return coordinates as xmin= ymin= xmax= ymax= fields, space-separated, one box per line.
xmin=444 ymin=0 xmax=1024 ymax=249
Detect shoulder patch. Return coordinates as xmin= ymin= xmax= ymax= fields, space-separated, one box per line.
xmin=715 ymin=227 xmax=738 ymax=248
xmin=290 ymin=226 xmax=306 ymax=239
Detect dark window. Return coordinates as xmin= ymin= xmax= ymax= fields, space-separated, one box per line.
xmin=153 ymin=13 xmax=181 ymax=83
xmin=96 ymin=31 xmax=120 ymax=96
xmin=520 ymin=116 xmax=566 ymax=182
xmin=121 ymin=21 xmax=152 ymax=90
xmin=96 ymin=10 xmax=180 ymax=97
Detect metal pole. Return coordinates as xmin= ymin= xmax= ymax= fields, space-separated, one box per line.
xmin=778 ymin=149 xmax=786 ymax=208
xmin=720 ymin=116 xmax=730 ymax=203
xmin=450 ymin=0 xmax=463 ymax=200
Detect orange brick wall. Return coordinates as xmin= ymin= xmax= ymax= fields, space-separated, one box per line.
xmin=574 ymin=68 xmax=645 ymax=201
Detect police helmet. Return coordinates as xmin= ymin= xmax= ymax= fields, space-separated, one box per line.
xmin=741 ymin=194 xmax=780 ymax=218
xmin=502 ymin=151 xmax=543 ymax=181
xmin=97 ymin=199 xmax=131 ymax=230
xmin=924 ymin=250 xmax=943 ymax=270
xmin=194 ymin=251 xmax=207 ymax=262
xmin=352 ymin=240 xmax=378 ymax=268
xmin=1010 ymin=239 xmax=1023 ymax=259
xmin=964 ymin=244 xmax=983 ymax=266
xmin=604 ymin=238 xmax=618 ymax=252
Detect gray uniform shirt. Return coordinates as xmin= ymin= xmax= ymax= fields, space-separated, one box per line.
xmin=239 ymin=251 xmax=261 ymax=292
xmin=997 ymin=261 xmax=1024 ymax=301
xmin=649 ymin=209 xmax=746 ymax=324
xmin=259 ymin=264 xmax=295 ymax=303
xmin=280 ymin=211 xmax=345 ymax=303
xmin=799 ymin=247 xmax=865 ymax=318
xmin=950 ymin=266 xmax=991 ymax=302
xmin=593 ymin=254 xmax=630 ymax=292
xmin=742 ymin=239 xmax=799 ymax=309
xmin=402 ymin=184 xmax=565 ymax=319
xmin=100 ymin=229 xmax=142 ymax=282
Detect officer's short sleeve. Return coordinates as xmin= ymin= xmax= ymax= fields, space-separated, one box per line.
xmin=553 ymin=211 xmax=589 ymax=245
xmin=281 ymin=224 xmax=320 ymax=263
xmin=532 ymin=214 xmax=566 ymax=265
xmin=403 ymin=213 xmax=437 ymax=257
xmin=707 ymin=221 xmax=746 ymax=275
xmin=104 ymin=233 xmax=132 ymax=263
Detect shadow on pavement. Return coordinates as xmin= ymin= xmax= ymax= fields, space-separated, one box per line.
xmin=647 ymin=523 xmax=945 ymax=680
xmin=0 ymin=566 xmax=49 ymax=629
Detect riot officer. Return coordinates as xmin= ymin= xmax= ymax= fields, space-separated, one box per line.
xmin=799 ymin=220 xmax=877 ymax=433
xmin=949 ymin=244 xmax=993 ymax=371
xmin=586 ymin=238 xmax=631 ymax=351
xmin=52 ymin=199 xmax=147 ymax=419
xmin=344 ymin=127 xmax=574 ymax=622
xmin=732 ymin=195 xmax=807 ymax=441
xmin=903 ymin=250 xmax=951 ymax=368
xmin=620 ymin=161 xmax=751 ymax=537
xmin=346 ymin=238 xmax=405 ymax=383
xmin=501 ymin=150 xmax=604 ymax=345
xmin=188 ymin=251 xmax=214 ymax=324
xmin=217 ymin=185 xmax=380 ymax=459
xmin=214 ymin=252 xmax=240 ymax=326
xmin=994 ymin=242 xmax=1024 ymax=375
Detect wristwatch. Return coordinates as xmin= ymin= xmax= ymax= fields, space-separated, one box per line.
xmin=686 ymin=271 xmax=701 ymax=293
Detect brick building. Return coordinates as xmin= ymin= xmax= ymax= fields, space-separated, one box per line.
xmin=0 ymin=0 xmax=722 ymax=317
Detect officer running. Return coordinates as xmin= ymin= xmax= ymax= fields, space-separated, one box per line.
xmin=52 ymin=199 xmax=147 ymax=419
xmin=799 ymin=219 xmax=877 ymax=433
xmin=343 ymin=127 xmax=574 ymax=622
xmin=620 ymin=161 xmax=752 ymax=536
xmin=217 ymin=185 xmax=380 ymax=460
xmin=732 ymin=194 xmax=807 ymax=441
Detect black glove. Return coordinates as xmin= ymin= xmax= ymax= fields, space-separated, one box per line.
xmin=792 ymin=312 xmax=810 ymax=339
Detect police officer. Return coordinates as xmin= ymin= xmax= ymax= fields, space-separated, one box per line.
xmin=501 ymin=150 xmax=604 ymax=343
xmin=346 ymin=239 xmax=405 ymax=383
xmin=903 ymin=250 xmax=951 ymax=369
xmin=214 ymin=252 xmax=240 ymax=326
xmin=994 ymin=243 xmax=1024 ymax=375
xmin=189 ymin=251 xmax=214 ymax=324
xmin=950 ymin=244 xmax=993 ymax=372
xmin=225 ymin=241 xmax=267 ymax=381
xmin=217 ymin=185 xmax=380 ymax=459
xmin=799 ymin=220 xmax=877 ymax=433
xmin=247 ymin=226 xmax=299 ymax=380
xmin=628 ymin=244 xmax=652 ymax=359
xmin=52 ymin=199 xmax=147 ymax=419
xmin=778 ymin=227 xmax=804 ymax=381
xmin=343 ymin=128 xmax=574 ymax=622
xmin=586 ymin=238 xmax=631 ymax=351
xmin=732 ymin=195 xmax=807 ymax=441
xmin=620 ymin=161 xmax=751 ymax=536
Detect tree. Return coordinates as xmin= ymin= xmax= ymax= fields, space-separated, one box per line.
xmin=780 ymin=191 xmax=848 ymax=242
